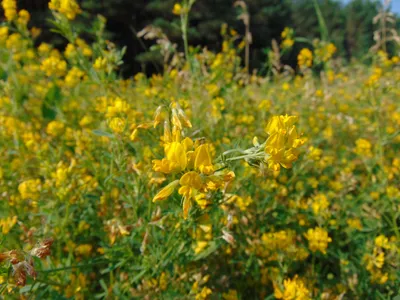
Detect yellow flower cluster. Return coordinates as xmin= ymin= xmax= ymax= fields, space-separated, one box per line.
xmin=49 ymin=0 xmax=81 ymax=20
xmin=18 ymin=179 xmax=41 ymax=200
xmin=257 ymin=230 xmax=309 ymax=261
xmin=280 ymin=27 xmax=294 ymax=50
xmin=298 ymin=48 xmax=313 ymax=68
xmin=314 ymin=41 xmax=337 ymax=63
xmin=311 ymin=193 xmax=330 ymax=216
xmin=46 ymin=120 xmax=65 ymax=137
xmin=274 ymin=275 xmax=311 ymax=300
xmin=363 ymin=235 xmax=398 ymax=285
xmin=354 ymin=138 xmax=372 ymax=157
xmin=265 ymin=115 xmax=305 ymax=172
xmin=93 ymin=57 xmax=107 ymax=70
xmin=0 ymin=216 xmax=17 ymax=234
xmin=304 ymin=227 xmax=332 ymax=254
xmin=41 ymin=55 xmax=67 ymax=77
xmin=17 ymin=9 xmax=30 ymax=25
xmin=2 ymin=0 xmax=16 ymax=21
xmin=65 ymin=39 xmax=93 ymax=59
xmin=152 ymin=105 xmax=235 ymax=219
xmin=172 ymin=3 xmax=182 ymax=15
xmin=0 ymin=26 xmax=8 ymax=42
xmin=64 ymin=66 xmax=85 ymax=87
xmin=0 ymin=3 xmax=399 ymax=299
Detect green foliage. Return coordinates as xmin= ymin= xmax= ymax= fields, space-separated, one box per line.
xmin=345 ymin=0 xmax=379 ymax=59
xmin=18 ymin=0 xmax=399 ymax=74
xmin=42 ymin=84 xmax=62 ymax=120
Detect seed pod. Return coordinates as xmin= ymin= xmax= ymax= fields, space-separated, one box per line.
xmin=178 ymin=109 xmax=192 ymax=128
xmin=171 ymin=108 xmax=182 ymax=130
xmin=163 ymin=121 xmax=172 ymax=143
xmin=153 ymin=105 xmax=164 ymax=128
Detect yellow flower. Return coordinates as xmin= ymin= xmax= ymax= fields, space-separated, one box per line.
xmin=18 ymin=179 xmax=41 ymax=200
xmin=166 ymin=142 xmax=188 ymax=171
xmin=194 ymin=193 xmax=211 ymax=209
xmin=0 ymin=26 xmax=8 ymax=42
xmin=0 ymin=216 xmax=17 ymax=234
xmin=65 ymin=67 xmax=85 ymax=87
xmin=17 ymin=9 xmax=30 ymax=25
xmin=281 ymin=38 xmax=294 ymax=49
xmin=46 ymin=121 xmax=65 ymax=137
xmin=179 ymin=171 xmax=203 ymax=219
xmin=375 ymin=235 xmax=391 ymax=250
xmin=347 ymin=218 xmax=362 ymax=230
xmin=304 ymin=227 xmax=332 ymax=254
xmin=153 ymin=138 xmax=193 ymax=174
xmin=311 ymin=193 xmax=329 ymax=215
xmin=275 ymin=275 xmax=311 ymax=300
xmin=230 ymin=195 xmax=252 ymax=211
xmin=93 ymin=57 xmax=107 ymax=70
xmin=30 ymin=27 xmax=41 ymax=39
xmin=172 ymin=3 xmax=182 ymax=15
xmin=153 ymin=180 xmax=179 ymax=202
xmin=195 ymin=287 xmax=212 ymax=300
xmin=265 ymin=115 xmax=305 ymax=172
xmin=2 ymin=0 xmax=17 ymax=21
xmin=298 ymin=48 xmax=313 ymax=68
xmin=79 ymin=115 xmax=93 ymax=128
xmin=281 ymin=27 xmax=293 ymax=39
xmin=41 ymin=56 xmax=67 ymax=77
xmin=108 ymin=117 xmax=126 ymax=134
xmin=49 ymin=0 xmax=81 ymax=20
xmin=222 ymin=290 xmax=238 ymax=300
xmin=355 ymin=138 xmax=372 ymax=157
xmin=194 ymin=144 xmax=214 ymax=175
xmin=38 ymin=43 xmax=52 ymax=55
xmin=179 ymin=171 xmax=202 ymax=193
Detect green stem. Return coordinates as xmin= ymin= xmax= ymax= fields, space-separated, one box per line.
xmin=225 ymin=152 xmax=266 ymax=162
xmin=181 ymin=0 xmax=196 ymax=73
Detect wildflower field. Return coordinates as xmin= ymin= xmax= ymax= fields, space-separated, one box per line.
xmin=1 ymin=0 xmax=400 ymax=299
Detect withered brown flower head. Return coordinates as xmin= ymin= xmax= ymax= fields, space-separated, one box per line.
xmin=30 ymin=237 xmax=54 ymax=259
xmin=12 ymin=260 xmax=37 ymax=286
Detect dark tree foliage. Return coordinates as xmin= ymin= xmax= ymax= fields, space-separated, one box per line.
xmin=8 ymin=0 xmax=399 ymax=76
xmin=344 ymin=0 xmax=379 ymax=59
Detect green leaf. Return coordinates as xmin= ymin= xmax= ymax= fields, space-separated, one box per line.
xmin=131 ymin=269 xmax=147 ymax=283
xmin=99 ymin=279 xmax=108 ymax=291
xmin=312 ymin=0 xmax=329 ymax=42
xmin=42 ymin=84 xmax=62 ymax=120
xmin=0 ymin=69 xmax=7 ymax=81
xmin=19 ymin=285 xmax=31 ymax=293
xmin=92 ymin=129 xmax=115 ymax=138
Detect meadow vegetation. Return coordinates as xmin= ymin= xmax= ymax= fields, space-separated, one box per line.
xmin=0 ymin=0 xmax=400 ymax=299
